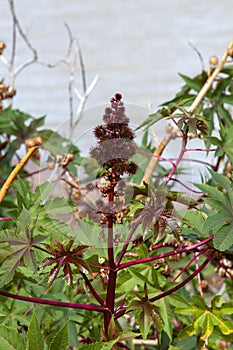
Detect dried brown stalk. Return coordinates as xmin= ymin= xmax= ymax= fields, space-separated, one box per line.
xmin=0 ymin=146 xmax=38 ymax=203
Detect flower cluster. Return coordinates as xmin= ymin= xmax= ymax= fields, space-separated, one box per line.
xmin=89 ymin=93 xmax=138 ymax=224
xmin=90 ymin=93 xmax=138 ymax=178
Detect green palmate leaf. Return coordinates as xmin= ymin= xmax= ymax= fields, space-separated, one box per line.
xmin=195 ymin=183 xmax=229 ymax=209
xmin=27 ymin=312 xmax=44 ymax=350
xmin=203 ymin=212 xmax=230 ymax=232
xmin=75 ymin=218 xmax=108 ymax=256
xmin=0 ymin=208 xmax=46 ymax=286
xmin=208 ymin=169 xmax=233 ymax=204
xmin=35 ymin=216 xmax=73 ymax=240
xmin=179 ymin=210 xmax=208 ymax=237
xmin=37 ymin=129 xmax=74 ymax=155
xmin=175 ymin=295 xmax=233 ymax=341
xmin=0 ymin=325 xmax=25 ymax=350
xmin=49 ymin=322 xmax=69 ymax=350
xmin=213 ymin=222 xmax=233 ymax=251
xmin=194 ymin=170 xmax=233 ymax=250
xmin=43 ymin=197 xmax=75 ymax=216
xmin=129 ymin=286 xmax=163 ymax=340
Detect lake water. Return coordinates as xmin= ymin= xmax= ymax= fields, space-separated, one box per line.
xmin=0 ymin=0 xmax=232 ymax=186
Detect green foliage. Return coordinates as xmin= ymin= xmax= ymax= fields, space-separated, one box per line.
xmin=175 ymin=295 xmax=233 ymax=341
xmin=0 ymin=325 xmax=25 ymax=350
xmin=27 ymin=312 xmax=44 ymax=350
xmin=49 ymin=322 xmax=69 ymax=350
xmin=0 ymin=43 xmax=233 ymax=349
xmin=195 ymin=169 xmax=233 ymax=250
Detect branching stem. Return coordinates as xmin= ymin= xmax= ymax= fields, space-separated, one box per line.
xmin=0 ymin=289 xmax=105 ymax=312
xmin=118 ymin=235 xmax=214 ymax=271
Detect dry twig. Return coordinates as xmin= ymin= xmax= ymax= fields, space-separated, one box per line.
xmin=0 ymin=146 xmax=39 ymax=203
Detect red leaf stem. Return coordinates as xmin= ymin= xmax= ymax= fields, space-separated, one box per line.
xmin=118 ymin=235 xmax=214 ymax=271
xmin=0 ymin=289 xmax=105 ymax=312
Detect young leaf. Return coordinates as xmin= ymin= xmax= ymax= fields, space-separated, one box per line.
xmin=40 ymin=240 xmax=90 ymax=288
xmin=0 ymin=325 xmax=25 ymax=350
xmin=138 ymin=301 xmax=155 ymax=340
xmin=49 ymin=322 xmax=69 ymax=350
xmin=175 ymin=295 xmax=233 ymax=341
xmin=27 ymin=312 xmax=44 ymax=350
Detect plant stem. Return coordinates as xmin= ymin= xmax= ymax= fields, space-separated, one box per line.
xmin=118 ymin=235 xmax=214 ymax=271
xmin=170 ymin=177 xmax=203 ymax=194
xmin=140 ymin=133 xmax=174 ymax=185
xmin=0 ymin=146 xmax=39 ymax=203
xmin=115 ymin=217 xmax=144 ymax=267
xmin=149 ymin=250 xmax=214 ymax=303
xmin=112 ymin=250 xmax=215 ymax=319
xmin=187 ymin=39 xmax=233 ymax=113
xmin=165 ymin=130 xmax=188 ymax=185
xmin=172 ymin=247 xmax=209 ymax=282
xmin=104 ymin=186 xmax=117 ymax=334
xmin=80 ymin=272 xmax=105 ymax=306
xmin=0 ymin=289 xmax=105 ymax=312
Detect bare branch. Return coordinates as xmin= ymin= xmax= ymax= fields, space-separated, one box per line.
xmin=8 ymin=0 xmax=38 ymax=60
xmin=2 ymin=1 xmax=98 ymax=138
xmin=77 ymin=39 xmax=87 ymax=93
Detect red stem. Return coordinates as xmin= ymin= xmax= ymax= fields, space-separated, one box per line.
xmin=0 ymin=289 xmax=105 ymax=312
xmin=104 ymin=185 xmax=117 ymax=334
xmin=115 ymin=217 xmax=144 ymax=267
xmin=149 ymin=250 xmax=214 ymax=303
xmin=165 ymin=131 xmax=188 ymax=185
xmin=173 ymin=247 xmax=209 ymax=282
xmin=170 ymin=177 xmax=203 ymax=194
xmin=118 ymin=235 xmax=214 ymax=271
xmin=80 ymin=272 xmax=105 ymax=306
xmin=138 ymin=150 xmax=176 ymax=167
